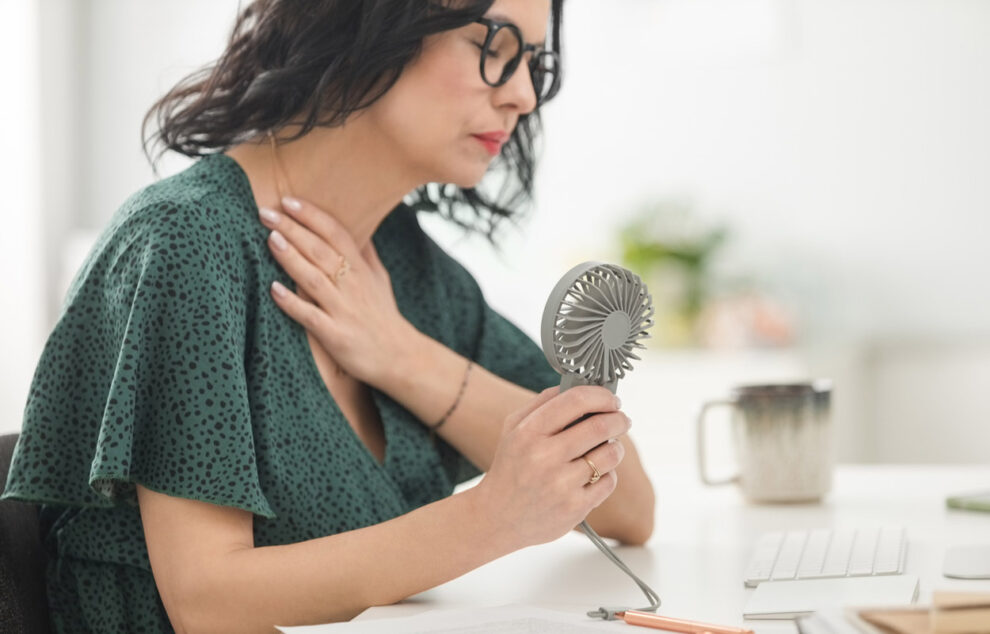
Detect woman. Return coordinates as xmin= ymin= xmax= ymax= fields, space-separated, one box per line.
xmin=2 ymin=0 xmax=655 ymax=631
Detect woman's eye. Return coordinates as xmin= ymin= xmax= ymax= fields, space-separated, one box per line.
xmin=472 ymin=42 xmax=503 ymax=59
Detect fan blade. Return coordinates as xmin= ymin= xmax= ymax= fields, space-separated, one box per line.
xmin=561 ymin=299 xmax=610 ymax=318
xmin=573 ymin=282 xmax=616 ymax=315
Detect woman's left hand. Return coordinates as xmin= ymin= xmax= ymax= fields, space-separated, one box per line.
xmin=258 ymin=196 xmax=416 ymax=386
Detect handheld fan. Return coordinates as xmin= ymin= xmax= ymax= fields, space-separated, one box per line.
xmin=540 ymin=261 xmax=661 ymax=620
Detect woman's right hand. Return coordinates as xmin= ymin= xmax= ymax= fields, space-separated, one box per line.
xmin=473 ymin=385 xmax=631 ymax=549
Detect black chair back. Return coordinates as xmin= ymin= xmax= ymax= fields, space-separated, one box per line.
xmin=0 ymin=433 xmax=51 ymax=633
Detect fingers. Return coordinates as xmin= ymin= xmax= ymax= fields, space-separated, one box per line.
xmin=259 ymin=205 xmax=344 ymax=310
xmin=571 ymin=437 xmax=625 ymax=487
xmin=574 ymin=440 xmax=623 ymax=512
xmin=264 ymin=225 xmax=343 ymax=310
xmin=556 ymin=410 xmax=631 ymax=461
xmin=262 ymin=204 xmax=351 ymax=282
xmin=279 ymin=196 xmax=365 ymax=269
xmin=523 ymin=386 xmax=621 ymax=437
xmin=268 ymin=279 xmax=334 ymax=335
xmin=582 ymin=470 xmax=619 ymax=509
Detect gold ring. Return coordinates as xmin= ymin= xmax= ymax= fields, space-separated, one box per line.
xmin=582 ymin=456 xmax=601 ymax=485
xmin=333 ymin=256 xmax=350 ymax=282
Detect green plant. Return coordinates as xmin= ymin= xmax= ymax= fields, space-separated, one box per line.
xmin=617 ymin=199 xmax=729 ymax=345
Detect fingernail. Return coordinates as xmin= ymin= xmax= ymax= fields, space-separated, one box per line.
xmin=282 ymin=196 xmax=302 ymax=212
xmin=614 ymin=396 xmax=622 ymax=409
xmin=271 ymin=280 xmax=288 ymax=297
xmin=258 ymin=207 xmax=280 ymax=226
xmin=269 ymin=230 xmax=288 ymax=251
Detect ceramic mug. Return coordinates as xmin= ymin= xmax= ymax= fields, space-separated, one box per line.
xmin=696 ymin=381 xmax=833 ymax=503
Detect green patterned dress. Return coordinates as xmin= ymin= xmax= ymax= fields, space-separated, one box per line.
xmin=1 ymin=153 xmax=559 ymax=632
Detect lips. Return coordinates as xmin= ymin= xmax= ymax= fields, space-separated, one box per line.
xmin=473 ymin=131 xmax=510 ymax=143
xmin=471 ymin=131 xmax=510 ymax=156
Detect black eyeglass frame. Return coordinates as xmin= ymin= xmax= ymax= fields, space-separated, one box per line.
xmin=472 ymin=17 xmax=561 ymax=105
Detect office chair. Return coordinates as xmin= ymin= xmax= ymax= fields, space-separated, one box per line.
xmin=0 ymin=433 xmax=51 ymax=633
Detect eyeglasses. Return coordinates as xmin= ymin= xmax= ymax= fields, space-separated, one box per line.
xmin=472 ymin=17 xmax=561 ymax=107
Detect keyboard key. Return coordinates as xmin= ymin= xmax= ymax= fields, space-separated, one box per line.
xmin=874 ymin=526 xmax=906 ymax=575
xmin=796 ymin=529 xmax=832 ymax=577
xmin=820 ymin=529 xmax=856 ymax=577
xmin=849 ymin=527 xmax=880 ymax=576
xmin=770 ymin=531 xmax=808 ymax=580
xmin=744 ymin=532 xmax=784 ymax=586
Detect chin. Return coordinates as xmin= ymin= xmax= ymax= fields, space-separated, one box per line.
xmin=438 ymin=164 xmax=491 ymax=190
xmin=416 ymin=144 xmax=495 ymax=190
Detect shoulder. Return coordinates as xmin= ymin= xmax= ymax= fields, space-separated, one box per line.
xmin=372 ymin=204 xmax=483 ymax=303
xmin=81 ymin=155 xmax=262 ymax=294
xmin=112 ymin=154 xmax=257 ymax=245
xmin=389 ymin=206 xmax=481 ymax=294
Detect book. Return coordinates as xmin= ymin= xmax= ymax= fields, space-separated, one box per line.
xmin=931 ymin=591 xmax=990 ymax=634
xmin=797 ymin=591 xmax=990 ymax=634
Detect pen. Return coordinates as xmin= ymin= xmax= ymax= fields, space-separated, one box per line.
xmin=619 ymin=610 xmax=755 ymax=634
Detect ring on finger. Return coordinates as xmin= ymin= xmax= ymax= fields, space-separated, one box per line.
xmin=582 ymin=455 xmax=602 ymax=485
xmin=333 ymin=255 xmax=350 ymax=283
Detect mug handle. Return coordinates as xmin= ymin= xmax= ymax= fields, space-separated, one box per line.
xmin=696 ymin=399 xmax=740 ymax=486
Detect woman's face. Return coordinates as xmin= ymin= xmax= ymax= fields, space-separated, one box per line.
xmin=364 ymin=0 xmax=552 ymax=189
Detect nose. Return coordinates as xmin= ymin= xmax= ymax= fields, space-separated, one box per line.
xmin=493 ymin=63 xmax=538 ymax=116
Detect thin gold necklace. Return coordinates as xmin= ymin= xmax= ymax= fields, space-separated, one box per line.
xmin=267 ymin=129 xmax=347 ymax=378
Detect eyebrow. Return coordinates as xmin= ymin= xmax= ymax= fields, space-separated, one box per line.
xmin=484 ymin=12 xmax=548 ymax=48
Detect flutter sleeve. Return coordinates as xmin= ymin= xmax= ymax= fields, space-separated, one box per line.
xmin=428 ymin=242 xmax=560 ymax=394
xmin=418 ymin=232 xmax=561 ymax=484
xmin=2 ymin=201 xmax=275 ymax=518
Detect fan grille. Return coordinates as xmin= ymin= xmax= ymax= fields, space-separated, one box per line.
xmin=549 ymin=263 xmax=654 ymax=385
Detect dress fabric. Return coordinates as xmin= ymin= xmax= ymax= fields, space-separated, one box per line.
xmin=1 ymin=153 xmax=560 ymax=632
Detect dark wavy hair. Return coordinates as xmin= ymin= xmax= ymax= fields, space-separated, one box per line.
xmin=141 ymin=0 xmax=564 ymax=247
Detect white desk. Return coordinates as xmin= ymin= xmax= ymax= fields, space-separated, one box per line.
xmin=357 ymin=464 xmax=990 ymax=632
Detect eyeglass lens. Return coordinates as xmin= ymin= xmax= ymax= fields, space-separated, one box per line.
xmin=482 ymin=24 xmax=558 ymax=103
xmin=529 ymin=51 xmax=558 ymax=103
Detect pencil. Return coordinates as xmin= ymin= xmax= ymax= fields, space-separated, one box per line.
xmin=620 ymin=610 xmax=755 ymax=634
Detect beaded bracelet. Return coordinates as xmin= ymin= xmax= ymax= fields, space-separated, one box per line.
xmin=430 ymin=360 xmax=473 ymax=436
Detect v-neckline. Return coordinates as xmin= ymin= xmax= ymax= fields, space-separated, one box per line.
xmin=213 ymin=152 xmax=396 ymax=473
xmin=302 ymin=331 xmax=389 ymax=468
xmin=302 ymin=328 xmax=390 ymax=467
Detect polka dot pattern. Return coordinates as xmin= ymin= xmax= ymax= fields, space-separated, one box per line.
xmin=1 ymin=153 xmax=560 ymax=632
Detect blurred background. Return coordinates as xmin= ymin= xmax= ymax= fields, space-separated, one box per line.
xmin=2 ymin=0 xmax=988 ymax=468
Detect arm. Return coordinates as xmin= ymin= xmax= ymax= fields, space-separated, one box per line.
xmin=381 ymin=327 xmax=655 ymax=545
xmin=139 ymin=483 xmax=514 ymax=632
xmin=140 ymin=386 xmax=628 ymax=632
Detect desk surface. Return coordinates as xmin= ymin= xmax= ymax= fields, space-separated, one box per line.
xmin=358 ymin=464 xmax=990 ymax=632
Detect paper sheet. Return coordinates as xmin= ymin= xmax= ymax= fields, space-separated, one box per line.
xmin=276 ymin=605 xmax=624 ymax=633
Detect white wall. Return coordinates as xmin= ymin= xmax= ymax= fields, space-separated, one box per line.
xmin=4 ymin=0 xmax=989 ymax=460
xmin=79 ymin=0 xmax=242 ymax=228
xmin=428 ymin=0 xmax=990 ymax=463
xmin=869 ymin=339 xmax=990 ymax=463
xmin=432 ymin=0 xmax=990 ymax=346
xmin=0 ymin=1 xmax=44 ymax=438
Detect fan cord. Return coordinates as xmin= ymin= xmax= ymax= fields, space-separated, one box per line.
xmin=579 ymin=520 xmax=662 ymax=620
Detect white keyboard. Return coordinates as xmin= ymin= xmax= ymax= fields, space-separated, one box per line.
xmin=744 ymin=526 xmax=907 ymax=588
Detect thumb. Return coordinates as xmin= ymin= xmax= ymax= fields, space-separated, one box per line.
xmin=504 ymin=385 xmax=560 ymax=431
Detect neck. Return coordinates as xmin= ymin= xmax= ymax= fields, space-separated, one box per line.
xmin=225 ymin=118 xmax=421 ymax=248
